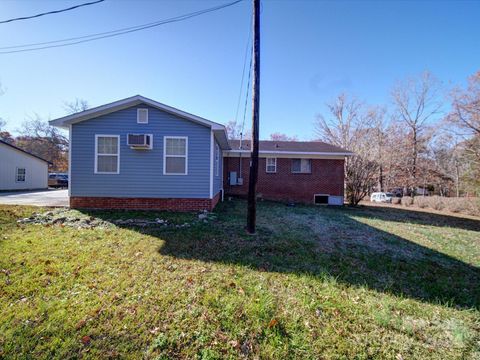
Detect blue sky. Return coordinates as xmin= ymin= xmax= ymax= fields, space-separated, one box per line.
xmin=0 ymin=0 xmax=479 ymax=139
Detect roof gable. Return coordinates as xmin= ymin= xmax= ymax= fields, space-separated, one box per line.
xmin=49 ymin=95 xmax=230 ymax=149
xmin=0 ymin=139 xmax=51 ymax=164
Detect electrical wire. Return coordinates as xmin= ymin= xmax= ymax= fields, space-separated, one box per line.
xmin=234 ymin=17 xmax=252 ymax=129
xmin=0 ymin=0 xmax=105 ymax=24
xmin=0 ymin=0 xmax=243 ymax=54
xmin=240 ymin=46 xmax=253 ymax=138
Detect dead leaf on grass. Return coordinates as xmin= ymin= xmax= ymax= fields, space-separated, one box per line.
xmin=81 ymin=335 xmax=91 ymax=345
xmin=268 ymin=319 xmax=278 ymax=328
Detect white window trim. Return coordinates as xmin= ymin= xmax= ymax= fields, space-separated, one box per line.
xmin=94 ymin=134 xmax=120 ymax=174
xmin=137 ymin=108 xmax=149 ymax=124
xmin=291 ymin=158 xmax=312 ymax=174
xmin=266 ymin=157 xmax=277 ymax=173
xmin=163 ymin=136 xmax=188 ymax=175
xmin=15 ymin=167 xmax=26 ymax=182
xmin=215 ymin=143 xmax=220 ymax=176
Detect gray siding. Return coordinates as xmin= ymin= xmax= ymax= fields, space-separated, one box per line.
xmin=71 ymin=104 xmax=211 ymax=198
xmin=0 ymin=143 xmax=48 ymax=190
xmin=213 ymin=137 xmax=223 ymax=196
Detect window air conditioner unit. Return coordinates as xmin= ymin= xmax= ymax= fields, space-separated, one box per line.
xmin=127 ymin=134 xmax=152 ymax=149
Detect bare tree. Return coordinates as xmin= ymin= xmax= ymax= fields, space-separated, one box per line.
xmin=391 ymin=72 xmax=443 ymax=194
xmin=17 ymin=114 xmax=68 ymax=171
xmin=315 ymin=94 xmax=378 ymax=205
xmin=225 ymin=120 xmax=251 ymax=140
xmin=315 ymin=93 xmax=367 ymax=151
xmin=63 ymin=98 xmax=89 ymax=114
xmin=269 ymin=132 xmax=298 ymax=141
xmin=449 ymin=71 xmax=480 ymax=136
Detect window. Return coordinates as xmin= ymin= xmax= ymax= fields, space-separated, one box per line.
xmin=16 ymin=168 xmax=26 ymax=182
xmin=266 ymin=157 xmax=277 ymax=173
xmin=215 ymin=144 xmax=220 ymax=176
xmin=95 ymin=135 xmax=120 ymax=174
xmin=164 ymin=136 xmax=188 ymax=175
xmin=137 ymin=108 xmax=148 ymax=124
xmin=291 ymin=159 xmax=311 ymax=173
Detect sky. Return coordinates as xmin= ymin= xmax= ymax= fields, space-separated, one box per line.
xmin=0 ymin=0 xmax=479 ymax=140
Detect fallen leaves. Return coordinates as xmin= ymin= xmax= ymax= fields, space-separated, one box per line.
xmin=81 ymin=335 xmax=91 ymax=346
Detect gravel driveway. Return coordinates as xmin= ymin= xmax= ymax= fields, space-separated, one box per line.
xmin=0 ymin=189 xmax=68 ymax=207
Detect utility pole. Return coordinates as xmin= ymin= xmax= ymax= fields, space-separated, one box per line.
xmin=246 ymin=0 xmax=260 ymax=234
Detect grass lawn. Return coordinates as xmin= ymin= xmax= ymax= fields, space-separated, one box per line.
xmin=1 ymin=200 xmax=479 ymax=359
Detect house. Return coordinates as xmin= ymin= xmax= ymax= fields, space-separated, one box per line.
xmin=49 ymin=95 xmax=352 ymax=211
xmin=224 ymin=140 xmax=352 ymax=205
xmin=0 ymin=139 xmax=50 ymax=191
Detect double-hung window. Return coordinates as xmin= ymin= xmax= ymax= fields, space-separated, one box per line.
xmin=16 ymin=168 xmax=26 ymax=182
xmin=164 ymin=136 xmax=188 ymax=175
xmin=95 ymin=135 xmax=120 ymax=174
xmin=215 ymin=144 xmax=220 ymax=176
xmin=266 ymin=157 xmax=277 ymax=173
xmin=291 ymin=159 xmax=311 ymax=174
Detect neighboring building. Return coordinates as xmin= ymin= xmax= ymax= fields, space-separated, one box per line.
xmin=49 ymin=95 xmax=352 ymax=211
xmin=224 ymin=140 xmax=352 ymax=205
xmin=0 ymin=139 xmax=49 ymax=191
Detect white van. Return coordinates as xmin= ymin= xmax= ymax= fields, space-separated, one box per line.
xmin=370 ymin=192 xmax=393 ymax=203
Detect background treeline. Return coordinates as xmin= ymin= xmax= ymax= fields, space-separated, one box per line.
xmin=315 ymin=70 xmax=480 ymax=204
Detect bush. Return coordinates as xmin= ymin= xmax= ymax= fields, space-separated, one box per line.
xmin=401 ymin=197 xmax=414 ymax=206
xmin=407 ymin=196 xmax=480 ymax=217
xmin=391 ymin=197 xmax=401 ymax=205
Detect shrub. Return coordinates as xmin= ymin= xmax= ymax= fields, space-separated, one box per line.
xmin=401 ymin=197 xmax=414 ymax=206
xmin=391 ymin=197 xmax=401 ymax=205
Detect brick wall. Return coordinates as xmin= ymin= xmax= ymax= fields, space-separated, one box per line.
xmin=223 ymin=157 xmax=345 ymax=203
xmin=70 ymin=193 xmax=222 ymax=212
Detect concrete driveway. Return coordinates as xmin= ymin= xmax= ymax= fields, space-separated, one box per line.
xmin=0 ymin=189 xmax=68 ymax=207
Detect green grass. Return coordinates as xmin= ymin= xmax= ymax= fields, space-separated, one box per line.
xmin=1 ymin=200 xmax=479 ymax=359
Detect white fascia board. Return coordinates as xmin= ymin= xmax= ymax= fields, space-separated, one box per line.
xmin=223 ymin=150 xmax=354 ymax=158
xmin=49 ymin=95 xmax=227 ymax=132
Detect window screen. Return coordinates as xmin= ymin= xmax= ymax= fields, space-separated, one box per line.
xmin=291 ymin=159 xmax=311 ymax=173
xmin=266 ymin=158 xmax=276 ymax=173
xmin=16 ymin=168 xmax=26 ymax=182
xmin=164 ymin=137 xmax=187 ymax=174
xmin=96 ymin=136 xmax=119 ymax=173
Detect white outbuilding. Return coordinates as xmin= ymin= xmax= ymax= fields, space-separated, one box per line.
xmin=0 ymin=139 xmax=50 ymax=191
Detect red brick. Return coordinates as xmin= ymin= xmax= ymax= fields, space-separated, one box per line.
xmin=223 ymin=157 xmax=344 ymax=204
xmin=70 ymin=193 xmax=222 ymax=212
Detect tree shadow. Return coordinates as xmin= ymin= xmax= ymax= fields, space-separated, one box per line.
xmin=79 ymin=200 xmax=480 ymax=309
xmin=352 ymin=203 xmax=480 ymax=232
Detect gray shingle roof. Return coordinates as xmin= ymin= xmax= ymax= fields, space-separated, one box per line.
xmin=228 ymin=140 xmax=352 ymax=154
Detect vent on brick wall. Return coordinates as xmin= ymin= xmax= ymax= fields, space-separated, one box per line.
xmin=314 ymin=194 xmax=329 ymax=205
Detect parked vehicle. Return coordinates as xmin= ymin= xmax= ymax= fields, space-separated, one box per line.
xmin=370 ymin=192 xmax=393 ymax=203
xmin=48 ymin=173 xmax=68 ymax=188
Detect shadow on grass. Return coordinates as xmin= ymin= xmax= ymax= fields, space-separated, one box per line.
xmin=354 ymin=203 xmax=480 ymax=232
xmin=80 ymin=200 xmax=480 ymax=309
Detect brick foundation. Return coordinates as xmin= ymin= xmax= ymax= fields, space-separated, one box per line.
xmin=224 ymin=157 xmax=345 ymax=204
xmin=70 ymin=192 xmax=222 ymax=212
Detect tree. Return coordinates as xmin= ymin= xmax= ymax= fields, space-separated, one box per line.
xmin=63 ymin=98 xmax=89 ymax=114
xmin=391 ymin=72 xmax=443 ymax=194
xmin=449 ymin=71 xmax=480 ymax=136
xmin=447 ymin=71 xmax=480 ymax=195
xmin=16 ymin=114 xmax=68 ymax=171
xmin=315 ymin=93 xmax=378 ymax=205
xmin=225 ymin=120 xmax=251 ymax=140
xmin=269 ymin=132 xmax=298 ymax=141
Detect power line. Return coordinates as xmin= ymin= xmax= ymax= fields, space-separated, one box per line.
xmin=0 ymin=0 xmax=243 ymax=54
xmin=0 ymin=0 xmax=105 ymax=25
xmin=234 ymin=18 xmax=252 ymax=128
xmin=241 ymin=46 xmax=253 ymax=138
